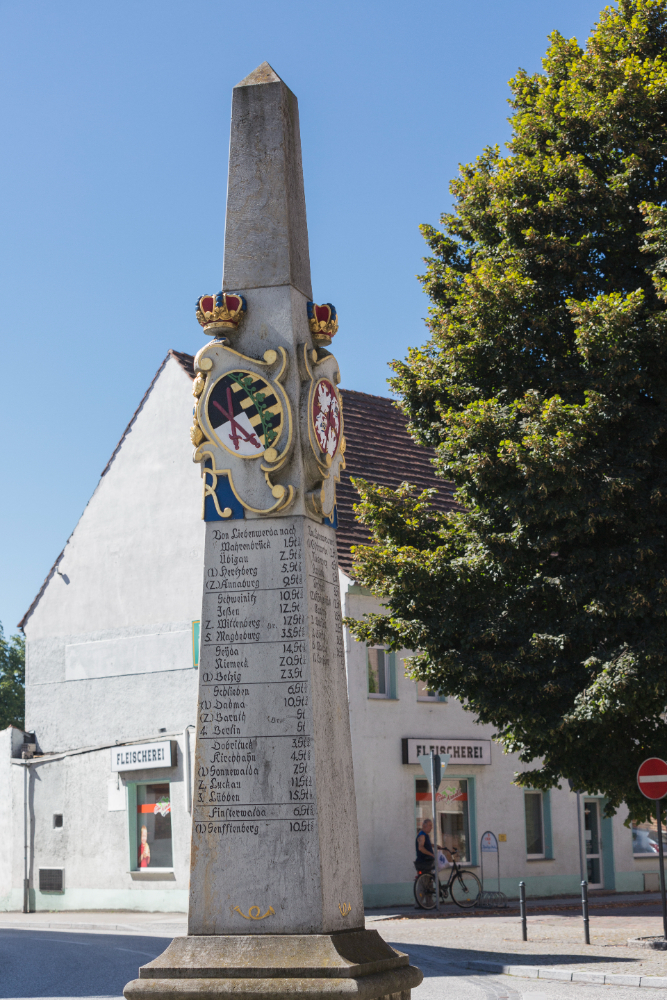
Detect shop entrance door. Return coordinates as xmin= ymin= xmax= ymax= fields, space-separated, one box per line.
xmin=584 ymin=799 xmax=603 ymax=888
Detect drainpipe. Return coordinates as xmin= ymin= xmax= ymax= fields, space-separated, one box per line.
xmin=22 ymin=761 xmax=30 ymax=913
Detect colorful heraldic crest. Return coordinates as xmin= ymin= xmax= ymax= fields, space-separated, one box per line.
xmin=189 ymin=293 xmax=346 ymax=522
xmin=301 ymin=344 xmax=345 ymax=521
xmin=208 ymin=371 xmax=282 ymax=458
xmin=312 ymin=379 xmax=341 ymax=457
xmin=191 ymin=340 xmax=295 ymax=518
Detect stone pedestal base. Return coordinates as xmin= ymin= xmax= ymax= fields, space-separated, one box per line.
xmin=123 ymin=930 xmax=423 ymax=1000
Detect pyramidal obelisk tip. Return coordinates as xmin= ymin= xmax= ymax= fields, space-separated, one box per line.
xmin=224 ymin=60 xmax=311 ymax=298
xmin=235 ymin=61 xmax=284 ymax=88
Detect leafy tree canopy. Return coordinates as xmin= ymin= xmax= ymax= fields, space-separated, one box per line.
xmin=346 ymin=0 xmax=667 ymax=821
xmin=0 ymin=623 xmax=25 ymax=731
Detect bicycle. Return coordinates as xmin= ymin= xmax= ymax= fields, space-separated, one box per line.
xmin=413 ymin=849 xmax=482 ymax=909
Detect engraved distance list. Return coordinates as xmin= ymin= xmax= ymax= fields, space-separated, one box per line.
xmin=193 ymin=518 xmax=342 ymax=863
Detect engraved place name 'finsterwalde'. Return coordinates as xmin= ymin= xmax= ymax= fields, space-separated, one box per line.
xmin=124 ymin=60 xmax=421 ymax=1000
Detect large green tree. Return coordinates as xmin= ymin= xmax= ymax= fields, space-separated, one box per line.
xmin=347 ymin=0 xmax=667 ymax=821
xmin=0 ymin=623 xmax=25 ymax=730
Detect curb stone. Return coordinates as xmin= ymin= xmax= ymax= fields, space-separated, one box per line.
xmin=460 ymin=959 xmax=667 ymax=988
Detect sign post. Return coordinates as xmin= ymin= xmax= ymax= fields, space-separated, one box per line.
xmin=418 ymin=751 xmax=449 ymax=912
xmin=637 ymin=757 xmax=667 ymax=941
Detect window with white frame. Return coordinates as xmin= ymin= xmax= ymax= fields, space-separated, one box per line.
xmin=367 ymin=648 xmax=390 ymax=698
xmin=524 ymin=791 xmax=545 ymax=858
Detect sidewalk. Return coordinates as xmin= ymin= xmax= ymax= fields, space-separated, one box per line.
xmin=365 ymin=888 xmax=667 ymax=920
xmin=370 ymin=900 xmax=667 ymax=984
xmin=0 ymin=910 xmax=188 ymax=937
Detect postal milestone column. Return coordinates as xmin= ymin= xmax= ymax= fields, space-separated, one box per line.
xmin=124 ymin=62 xmax=422 ymax=1000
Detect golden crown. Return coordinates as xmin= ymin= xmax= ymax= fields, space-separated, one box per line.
xmin=196 ymin=292 xmax=247 ymax=334
xmin=307 ymin=301 xmax=338 ymax=346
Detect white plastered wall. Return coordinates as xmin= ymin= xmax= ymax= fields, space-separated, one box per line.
xmin=23 ymin=356 xmax=205 ymax=752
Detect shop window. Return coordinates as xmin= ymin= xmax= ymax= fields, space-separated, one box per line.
xmin=524 ymin=791 xmax=545 ymax=858
xmin=134 ymin=783 xmax=173 ymax=869
xmin=367 ymin=648 xmax=396 ymax=699
xmin=632 ymin=820 xmax=667 ymax=857
xmin=415 ymin=778 xmax=470 ymax=862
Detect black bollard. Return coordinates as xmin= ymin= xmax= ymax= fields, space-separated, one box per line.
xmin=519 ymin=880 xmax=527 ymax=941
xmin=581 ymin=880 xmax=590 ymax=944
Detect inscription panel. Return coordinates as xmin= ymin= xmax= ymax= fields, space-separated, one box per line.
xmin=188 ymin=515 xmax=350 ymax=934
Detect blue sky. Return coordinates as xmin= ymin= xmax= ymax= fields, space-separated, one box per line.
xmin=0 ymin=0 xmax=605 ymax=634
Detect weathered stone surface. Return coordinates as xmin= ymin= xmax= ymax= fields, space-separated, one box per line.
xmin=124 ymin=932 xmax=421 ymax=1000
xmin=137 ymin=931 xmax=409 ymax=978
xmin=188 ymin=516 xmax=363 ymax=936
xmin=223 ymin=63 xmax=312 ymax=299
xmin=125 ymin=978 xmax=417 ymax=1000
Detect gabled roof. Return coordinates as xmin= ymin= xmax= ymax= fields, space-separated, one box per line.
xmin=19 ymin=350 xmax=455 ymax=628
xmin=335 ymin=389 xmax=456 ymax=574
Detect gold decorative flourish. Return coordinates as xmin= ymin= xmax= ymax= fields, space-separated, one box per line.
xmin=193 ymin=373 xmax=206 ymax=398
xmin=202 ymin=466 xmax=232 ymax=519
xmin=338 ymin=903 xmax=352 ymax=917
xmin=233 ymin=905 xmax=275 ymax=921
xmin=190 ymin=421 xmax=204 ymax=446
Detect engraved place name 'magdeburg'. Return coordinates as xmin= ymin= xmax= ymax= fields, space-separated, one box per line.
xmin=402 ymin=738 xmax=492 ymax=765
xmin=192 ymin=516 xmax=342 ymax=838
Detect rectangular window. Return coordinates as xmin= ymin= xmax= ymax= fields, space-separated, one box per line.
xmin=416 ymin=681 xmax=446 ymax=702
xmin=632 ymin=820 xmax=667 ymax=857
xmin=367 ymin=648 xmax=389 ymax=698
xmin=525 ymin=792 xmax=545 ymax=857
xmin=415 ymin=778 xmax=470 ymax=862
xmin=135 ymin=783 xmax=173 ymax=869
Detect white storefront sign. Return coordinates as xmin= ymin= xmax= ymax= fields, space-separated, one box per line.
xmin=110 ymin=741 xmax=176 ymax=772
xmin=402 ymin=737 xmax=491 ymax=765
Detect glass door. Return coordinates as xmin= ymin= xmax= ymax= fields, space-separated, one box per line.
xmin=584 ymin=799 xmax=603 ymax=888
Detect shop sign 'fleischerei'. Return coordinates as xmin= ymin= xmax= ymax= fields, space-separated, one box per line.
xmin=402 ymin=738 xmax=491 ymax=765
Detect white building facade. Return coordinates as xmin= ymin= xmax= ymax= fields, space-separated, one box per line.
xmin=0 ymin=351 xmax=660 ymax=912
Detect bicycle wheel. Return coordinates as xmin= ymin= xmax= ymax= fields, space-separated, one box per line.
xmin=450 ymin=869 xmax=482 ymax=909
xmin=414 ymin=872 xmax=437 ymax=909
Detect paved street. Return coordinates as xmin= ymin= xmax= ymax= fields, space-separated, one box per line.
xmin=0 ymin=927 xmax=169 ymax=998
xmin=1 ymin=906 xmax=667 ymax=1000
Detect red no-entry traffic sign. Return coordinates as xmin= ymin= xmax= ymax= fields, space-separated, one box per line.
xmin=637 ymin=758 xmax=667 ymax=800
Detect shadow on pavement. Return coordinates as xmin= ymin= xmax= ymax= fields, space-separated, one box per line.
xmin=0 ymin=928 xmax=170 ymax=998
xmin=384 ymin=940 xmax=640 ymax=975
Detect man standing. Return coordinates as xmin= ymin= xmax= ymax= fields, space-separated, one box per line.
xmin=415 ymin=818 xmax=440 ymax=870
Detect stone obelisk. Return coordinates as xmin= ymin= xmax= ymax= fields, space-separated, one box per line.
xmin=124 ymin=63 xmax=422 ymax=1000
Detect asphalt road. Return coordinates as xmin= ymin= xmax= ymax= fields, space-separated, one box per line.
xmin=0 ymin=928 xmax=168 ymax=998
xmin=0 ymin=927 xmax=659 ymax=1000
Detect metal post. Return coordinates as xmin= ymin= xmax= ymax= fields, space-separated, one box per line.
xmin=576 ymin=791 xmax=585 ymax=884
xmin=431 ymin=749 xmax=439 ymax=912
xmin=22 ymin=763 xmax=29 ymax=914
xmin=519 ymin=880 xmax=527 ymax=940
xmin=581 ymin=880 xmax=590 ymax=944
xmin=657 ymin=799 xmax=667 ymax=941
